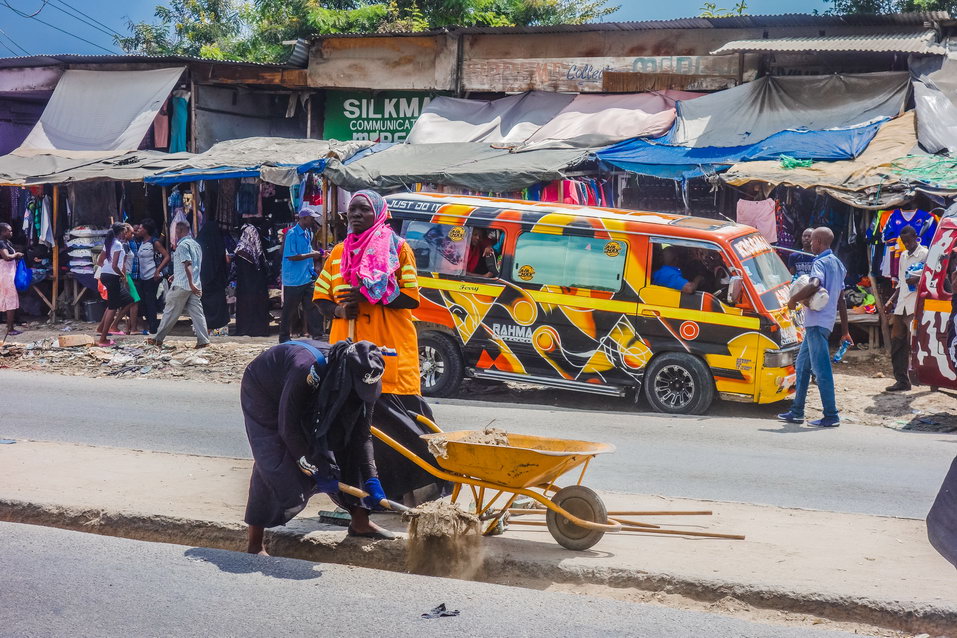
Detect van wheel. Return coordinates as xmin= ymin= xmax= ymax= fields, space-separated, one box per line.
xmin=418 ymin=332 xmax=463 ymax=398
xmin=643 ymin=352 xmax=714 ymax=415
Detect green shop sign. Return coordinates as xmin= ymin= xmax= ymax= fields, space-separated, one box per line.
xmin=323 ymin=90 xmax=437 ymax=143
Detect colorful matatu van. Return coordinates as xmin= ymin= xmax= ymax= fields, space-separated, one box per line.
xmin=388 ymin=193 xmax=799 ymax=415
xmin=912 ymin=203 xmax=957 ymax=390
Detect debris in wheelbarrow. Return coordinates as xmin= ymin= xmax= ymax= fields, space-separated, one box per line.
xmin=404 ymin=501 xmax=484 ymax=579
xmin=426 ymin=426 xmax=509 ymax=459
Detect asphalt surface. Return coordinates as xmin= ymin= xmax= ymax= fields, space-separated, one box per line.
xmin=0 ymin=522 xmax=870 ymax=638
xmin=1 ymin=370 xmax=954 ymax=518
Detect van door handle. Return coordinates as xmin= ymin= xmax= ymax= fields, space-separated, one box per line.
xmin=640 ymin=309 xmax=660 ymax=317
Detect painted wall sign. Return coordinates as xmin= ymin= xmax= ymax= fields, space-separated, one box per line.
xmin=463 ymin=56 xmax=741 ymax=93
xmin=323 ymin=90 xmax=436 ymax=142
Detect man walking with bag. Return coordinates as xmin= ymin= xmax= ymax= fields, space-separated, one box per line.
xmin=779 ymin=226 xmax=851 ymax=428
xmin=149 ymin=221 xmax=209 ymax=349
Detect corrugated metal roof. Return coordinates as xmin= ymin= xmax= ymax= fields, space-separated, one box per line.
xmin=314 ymin=12 xmax=951 ymax=38
xmin=712 ymin=30 xmax=946 ymax=54
xmin=0 ymin=53 xmax=295 ymax=70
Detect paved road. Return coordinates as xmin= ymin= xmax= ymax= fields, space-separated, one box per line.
xmin=0 ymin=522 xmax=867 ymax=638
xmin=2 ymin=370 xmax=954 ymax=518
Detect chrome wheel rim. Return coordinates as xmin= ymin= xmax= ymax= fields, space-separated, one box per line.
xmin=419 ymin=345 xmax=445 ymax=390
xmin=653 ymin=364 xmax=695 ymax=409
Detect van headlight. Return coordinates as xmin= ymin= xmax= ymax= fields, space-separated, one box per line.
xmin=764 ymin=348 xmax=796 ymax=368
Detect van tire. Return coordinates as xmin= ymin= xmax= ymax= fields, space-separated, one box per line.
xmin=643 ymin=352 xmax=715 ymax=415
xmin=418 ymin=332 xmax=464 ymax=398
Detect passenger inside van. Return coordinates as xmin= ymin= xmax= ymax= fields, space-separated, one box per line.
xmin=652 ymin=246 xmax=704 ymax=294
xmin=466 ymin=228 xmax=500 ymax=278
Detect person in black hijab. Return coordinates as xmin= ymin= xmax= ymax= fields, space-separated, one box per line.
xmin=242 ymin=338 xmax=391 ymax=555
xmin=233 ymin=223 xmax=270 ymax=337
xmin=196 ymin=219 xmax=230 ymax=331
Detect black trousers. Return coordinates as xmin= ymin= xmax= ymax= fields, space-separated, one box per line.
xmin=134 ymin=277 xmax=161 ymax=334
xmin=890 ymin=313 xmax=913 ymax=386
xmin=279 ymin=283 xmax=323 ymax=342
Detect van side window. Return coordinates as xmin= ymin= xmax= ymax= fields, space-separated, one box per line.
xmin=512 ymin=232 xmax=626 ymax=292
xmin=650 ymin=239 xmax=734 ymax=299
xmin=403 ymin=221 xmax=470 ymax=275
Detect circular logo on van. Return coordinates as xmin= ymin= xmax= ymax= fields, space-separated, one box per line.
xmin=517 ymin=265 xmax=535 ymax=281
xmin=604 ymin=241 xmax=622 ymax=257
xmin=679 ymin=321 xmax=700 ymax=340
xmin=448 ymin=226 xmax=465 ymax=242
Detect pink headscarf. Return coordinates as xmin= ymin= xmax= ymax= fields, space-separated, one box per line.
xmin=341 ymin=190 xmax=405 ymax=304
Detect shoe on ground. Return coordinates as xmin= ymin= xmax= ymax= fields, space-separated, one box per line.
xmin=777 ymin=412 xmax=804 ymax=424
xmin=884 ymin=382 xmax=911 ymax=392
xmin=809 ymin=417 xmax=840 ymax=428
xmin=195 ymin=342 xmax=210 ymax=350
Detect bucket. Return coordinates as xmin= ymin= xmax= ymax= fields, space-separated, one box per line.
xmin=83 ymin=299 xmax=106 ymax=323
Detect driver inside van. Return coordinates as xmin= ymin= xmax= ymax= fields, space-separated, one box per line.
xmin=466 ymin=228 xmax=500 ymax=278
xmin=653 ymin=246 xmax=704 ymax=294
xmin=681 ymin=248 xmax=718 ymax=294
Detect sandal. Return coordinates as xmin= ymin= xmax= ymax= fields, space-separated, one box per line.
xmin=6 ymin=329 xmax=21 ymax=336
xmin=96 ymin=340 xmax=116 ymax=347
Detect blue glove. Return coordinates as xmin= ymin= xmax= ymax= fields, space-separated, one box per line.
xmin=362 ymin=477 xmax=387 ymax=510
xmin=314 ymin=476 xmax=340 ymax=495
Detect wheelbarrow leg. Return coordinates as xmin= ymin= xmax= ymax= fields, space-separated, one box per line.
xmin=482 ymin=493 xmax=520 ymax=536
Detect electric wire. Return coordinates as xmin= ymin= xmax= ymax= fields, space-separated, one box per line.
xmin=46 ymin=0 xmax=124 ymax=40
xmin=4 ymin=0 xmax=46 ymax=18
xmin=0 ymin=25 xmax=31 ymax=55
xmin=0 ymin=35 xmax=18 ymax=55
xmin=1 ymin=0 xmax=120 ymax=54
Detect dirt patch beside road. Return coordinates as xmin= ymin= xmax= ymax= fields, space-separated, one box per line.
xmin=2 ymin=323 xmax=956 ymax=428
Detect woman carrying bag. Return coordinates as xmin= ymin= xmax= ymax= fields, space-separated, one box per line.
xmin=97 ymin=223 xmax=135 ymax=346
xmin=0 ymin=222 xmax=24 ymax=336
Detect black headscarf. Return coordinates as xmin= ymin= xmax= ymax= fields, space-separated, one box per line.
xmin=196 ymin=219 xmax=230 ymax=330
xmin=309 ymin=340 xmax=385 ymax=455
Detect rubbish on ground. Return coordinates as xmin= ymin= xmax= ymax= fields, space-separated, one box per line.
xmin=404 ymin=501 xmax=483 ymax=579
xmin=421 ymin=603 xmax=460 ymax=619
xmin=0 ymin=439 xmax=16 ymax=444
xmin=57 ymin=334 xmax=94 ymax=348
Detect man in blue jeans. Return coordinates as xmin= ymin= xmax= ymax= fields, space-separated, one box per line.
xmin=779 ymin=227 xmax=851 ymax=428
xmin=280 ymin=210 xmax=324 ymax=343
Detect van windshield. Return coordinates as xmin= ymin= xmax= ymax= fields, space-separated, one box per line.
xmin=731 ymin=234 xmax=792 ymax=310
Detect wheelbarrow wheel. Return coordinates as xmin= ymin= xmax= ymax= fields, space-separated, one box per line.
xmin=546 ymin=485 xmax=607 ymax=551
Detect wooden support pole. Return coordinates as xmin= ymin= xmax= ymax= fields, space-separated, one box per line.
xmin=190 ymin=182 xmax=199 ymax=233
xmin=50 ymin=185 xmax=59 ymax=323
xmin=868 ymin=216 xmax=892 ymax=353
xmin=161 ymin=186 xmax=170 ymax=248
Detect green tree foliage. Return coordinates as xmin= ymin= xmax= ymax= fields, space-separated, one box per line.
xmin=698 ymin=1 xmax=748 ymax=17
xmin=118 ymin=0 xmax=620 ymax=61
xmin=825 ymin=0 xmax=957 ymax=12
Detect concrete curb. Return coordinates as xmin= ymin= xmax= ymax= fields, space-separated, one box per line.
xmin=3 ymin=498 xmax=955 ymax=635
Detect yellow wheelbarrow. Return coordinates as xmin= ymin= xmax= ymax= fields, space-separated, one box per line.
xmin=371 ymin=415 xmax=621 ymax=550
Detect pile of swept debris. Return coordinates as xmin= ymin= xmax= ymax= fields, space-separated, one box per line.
xmin=0 ymin=337 xmax=269 ymax=383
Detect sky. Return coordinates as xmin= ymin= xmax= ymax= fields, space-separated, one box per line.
xmin=0 ymin=0 xmax=830 ymax=57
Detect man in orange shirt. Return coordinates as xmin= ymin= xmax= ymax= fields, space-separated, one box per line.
xmin=314 ymin=190 xmax=447 ymax=504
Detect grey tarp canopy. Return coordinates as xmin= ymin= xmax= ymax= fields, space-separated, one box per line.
xmin=667 ymin=71 xmax=910 ymax=148
xmin=720 ymin=112 xmax=920 ymax=209
xmin=0 ymin=150 xmax=192 ymax=185
xmin=322 ymin=142 xmax=595 ymax=192
xmin=911 ymin=56 xmax=957 ymax=154
xmin=146 ymin=137 xmax=374 ymax=186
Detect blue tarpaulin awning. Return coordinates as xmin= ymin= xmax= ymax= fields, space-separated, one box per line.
xmin=595 ymin=120 xmax=886 ymax=180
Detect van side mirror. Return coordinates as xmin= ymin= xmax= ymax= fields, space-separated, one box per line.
xmin=727 ymin=275 xmax=744 ymax=305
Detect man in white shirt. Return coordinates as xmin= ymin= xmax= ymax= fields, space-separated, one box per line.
xmin=884 ymin=225 xmax=928 ymax=392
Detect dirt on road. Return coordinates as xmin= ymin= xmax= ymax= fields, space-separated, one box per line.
xmin=2 ymin=321 xmax=955 ymax=430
